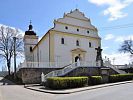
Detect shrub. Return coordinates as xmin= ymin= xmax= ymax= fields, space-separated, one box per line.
xmin=109 ymin=74 xmax=133 ymax=83
xmin=46 ymin=77 xmax=88 ymax=89
xmin=90 ymin=76 xmax=102 ymax=85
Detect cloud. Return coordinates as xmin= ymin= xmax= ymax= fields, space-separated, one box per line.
xmin=104 ymin=34 xmax=115 ymax=40
xmin=103 ymin=53 xmax=132 ymax=65
xmin=103 ymin=46 xmax=109 ymax=50
xmin=89 ymin=0 xmax=133 ymax=21
xmin=104 ymin=33 xmax=133 ymax=42
xmin=115 ymin=35 xmax=133 ymax=42
xmin=0 ymin=24 xmax=24 ymax=36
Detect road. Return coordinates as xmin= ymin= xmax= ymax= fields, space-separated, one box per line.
xmin=0 ymin=77 xmax=133 ymax=100
xmin=0 ymin=77 xmax=54 ymax=100
xmin=55 ymin=82 xmax=133 ymax=100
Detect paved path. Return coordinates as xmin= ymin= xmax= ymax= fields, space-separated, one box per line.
xmin=0 ymin=77 xmax=55 ymax=100
xmin=0 ymin=77 xmax=133 ymax=100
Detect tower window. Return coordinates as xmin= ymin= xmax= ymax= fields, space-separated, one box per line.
xmin=77 ymin=29 xmax=79 ymax=32
xmin=76 ymin=40 xmax=80 ymax=46
xmin=87 ymin=30 xmax=89 ymax=34
xmin=89 ymin=42 xmax=92 ymax=47
xmin=30 ymin=47 xmax=32 ymax=52
xmin=65 ymin=26 xmax=68 ymax=29
xmin=61 ymin=38 xmax=64 ymax=44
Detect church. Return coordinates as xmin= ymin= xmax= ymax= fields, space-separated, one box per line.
xmin=18 ymin=9 xmax=122 ymax=84
xmin=23 ymin=9 xmax=101 ymax=68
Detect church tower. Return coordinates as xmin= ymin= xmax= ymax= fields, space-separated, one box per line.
xmin=24 ymin=22 xmax=38 ymax=62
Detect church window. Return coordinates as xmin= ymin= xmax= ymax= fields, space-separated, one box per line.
xmin=65 ymin=26 xmax=68 ymax=29
xmin=61 ymin=38 xmax=64 ymax=44
xmin=77 ymin=29 xmax=79 ymax=32
xmin=87 ymin=30 xmax=89 ymax=34
xmin=89 ymin=42 xmax=92 ymax=47
xmin=30 ymin=47 xmax=32 ymax=52
xmin=76 ymin=40 xmax=80 ymax=46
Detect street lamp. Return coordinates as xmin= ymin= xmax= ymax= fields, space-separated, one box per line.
xmin=13 ymin=36 xmax=17 ymax=79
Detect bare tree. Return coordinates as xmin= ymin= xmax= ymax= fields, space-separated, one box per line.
xmin=0 ymin=26 xmax=23 ymax=75
xmin=119 ymin=39 xmax=133 ymax=55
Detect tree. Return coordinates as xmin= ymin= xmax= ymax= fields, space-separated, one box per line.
xmin=0 ymin=26 xmax=23 ymax=75
xmin=119 ymin=39 xmax=133 ymax=55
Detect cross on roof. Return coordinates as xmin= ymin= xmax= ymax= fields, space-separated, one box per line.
xmin=30 ymin=20 xmax=32 ymax=25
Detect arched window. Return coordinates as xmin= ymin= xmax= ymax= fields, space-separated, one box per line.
xmin=89 ymin=42 xmax=91 ymax=47
xmin=61 ymin=38 xmax=64 ymax=44
xmin=87 ymin=30 xmax=89 ymax=34
xmin=30 ymin=46 xmax=32 ymax=52
xmin=77 ymin=29 xmax=79 ymax=32
xmin=76 ymin=40 xmax=79 ymax=46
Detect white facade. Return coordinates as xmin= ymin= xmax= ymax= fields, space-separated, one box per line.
xmin=23 ymin=9 xmax=101 ymax=68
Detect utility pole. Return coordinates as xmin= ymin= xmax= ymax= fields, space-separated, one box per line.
xmin=13 ymin=37 xmax=16 ymax=79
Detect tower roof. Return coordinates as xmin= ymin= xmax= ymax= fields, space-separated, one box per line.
xmin=25 ymin=21 xmax=36 ymax=35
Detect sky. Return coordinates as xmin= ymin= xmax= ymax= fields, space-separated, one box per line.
xmin=0 ymin=0 xmax=133 ymax=70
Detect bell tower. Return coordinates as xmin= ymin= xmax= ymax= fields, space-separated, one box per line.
xmin=24 ymin=21 xmax=38 ymax=62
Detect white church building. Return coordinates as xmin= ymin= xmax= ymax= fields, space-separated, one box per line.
xmin=22 ymin=9 xmax=101 ymax=69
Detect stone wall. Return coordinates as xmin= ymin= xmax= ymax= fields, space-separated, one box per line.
xmin=17 ymin=67 xmax=118 ymax=84
xmin=64 ymin=67 xmax=101 ymax=77
xmin=17 ymin=68 xmax=62 ymax=84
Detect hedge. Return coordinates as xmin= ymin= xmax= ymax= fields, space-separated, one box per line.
xmin=109 ymin=74 xmax=133 ymax=83
xmin=90 ymin=76 xmax=102 ymax=85
xmin=46 ymin=77 xmax=88 ymax=89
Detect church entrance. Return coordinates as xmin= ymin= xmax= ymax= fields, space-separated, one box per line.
xmin=75 ymin=55 xmax=81 ymax=66
xmin=75 ymin=56 xmax=80 ymax=62
xmin=71 ymin=48 xmax=86 ymax=66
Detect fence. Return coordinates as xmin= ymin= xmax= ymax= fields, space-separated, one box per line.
xmin=17 ymin=61 xmax=98 ymax=71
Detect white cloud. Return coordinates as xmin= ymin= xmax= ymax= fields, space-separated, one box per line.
xmin=89 ymin=0 xmax=117 ymax=6
xmin=115 ymin=36 xmax=125 ymax=42
xmin=115 ymin=35 xmax=133 ymax=42
xmin=104 ymin=34 xmax=115 ymax=40
xmin=103 ymin=53 xmax=132 ymax=65
xmin=89 ymin=0 xmax=133 ymax=21
xmin=103 ymin=46 xmax=109 ymax=50
xmin=104 ymin=33 xmax=133 ymax=42
xmin=0 ymin=24 xmax=24 ymax=36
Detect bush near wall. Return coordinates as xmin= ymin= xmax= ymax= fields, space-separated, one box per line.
xmin=46 ymin=77 xmax=88 ymax=89
xmin=89 ymin=76 xmax=102 ymax=85
xmin=109 ymin=74 xmax=133 ymax=83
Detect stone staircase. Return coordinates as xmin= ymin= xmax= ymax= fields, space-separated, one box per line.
xmin=110 ymin=66 xmax=127 ymax=74
xmin=43 ymin=62 xmax=78 ymax=82
xmin=42 ymin=62 xmax=127 ymax=82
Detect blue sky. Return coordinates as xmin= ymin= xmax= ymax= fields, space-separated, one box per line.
xmin=0 ymin=0 xmax=133 ymax=69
